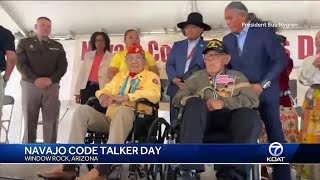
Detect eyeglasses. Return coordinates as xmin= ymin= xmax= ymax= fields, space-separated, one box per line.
xmin=203 ymin=53 xmax=225 ymax=61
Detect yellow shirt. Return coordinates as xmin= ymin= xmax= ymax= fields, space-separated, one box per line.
xmin=95 ymin=69 xmax=161 ymax=119
xmin=109 ymin=50 xmax=157 ymax=72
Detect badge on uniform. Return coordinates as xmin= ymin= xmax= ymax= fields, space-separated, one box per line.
xmin=214 ymin=74 xmax=236 ymax=97
xmin=152 ymin=78 xmax=159 ymax=85
xmin=29 ymin=45 xmax=34 ymax=49
xmin=49 ymin=47 xmax=59 ymax=51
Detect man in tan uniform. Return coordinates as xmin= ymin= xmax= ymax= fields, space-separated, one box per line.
xmin=37 ymin=44 xmax=161 ymax=180
xmin=16 ymin=17 xmax=68 ymax=143
xmin=173 ymin=39 xmax=261 ymax=180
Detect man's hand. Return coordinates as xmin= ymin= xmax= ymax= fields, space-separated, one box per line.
xmin=75 ymin=95 xmax=81 ymax=104
xmin=206 ymin=99 xmax=224 ymax=111
xmin=313 ymin=54 xmax=320 ymax=68
xmin=44 ymin=78 xmax=52 ymax=87
xmin=106 ymin=95 xmax=118 ymax=106
xmin=99 ymin=94 xmax=110 ymax=108
xmin=114 ymin=95 xmax=130 ymax=103
xmin=35 ymin=78 xmax=48 ymax=89
xmin=174 ymin=78 xmax=184 ymax=88
xmin=35 ymin=77 xmax=52 ymax=89
xmin=3 ymin=74 xmax=9 ymax=88
xmin=102 ymin=95 xmax=129 ymax=107
xmin=3 ymin=74 xmax=9 ymax=83
xmin=251 ymin=84 xmax=263 ymax=96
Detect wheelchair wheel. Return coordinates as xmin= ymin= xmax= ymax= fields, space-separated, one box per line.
xmin=144 ymin=164 xmax=164 ymax=180
xmin=84 ymin=131 xmax=108 ymax=172
xmin=128 ymin=164 xmax=143 ymax=180
xmin=144 ymin=118 xmax=171 ymax=180
xmin=163 ymin=164 xmax=179 ymax=180
xmin=147 ymin=117 xmax=171 ymax=143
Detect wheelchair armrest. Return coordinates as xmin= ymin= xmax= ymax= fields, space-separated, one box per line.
xmin=134 ymin=98 xmax=159 ymax=110
xmin=86 ymin=97 xmax=99 ymax=107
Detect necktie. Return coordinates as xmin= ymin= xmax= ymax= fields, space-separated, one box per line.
xmin=187 ymin=48 xmax=195 ymax=60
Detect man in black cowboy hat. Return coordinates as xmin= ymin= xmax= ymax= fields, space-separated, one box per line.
xmin=166 ymin=12 xmax=211 ymax=124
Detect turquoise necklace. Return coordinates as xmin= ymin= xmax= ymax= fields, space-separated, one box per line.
xmin=119 ymin=76 xmax=141 ymax=96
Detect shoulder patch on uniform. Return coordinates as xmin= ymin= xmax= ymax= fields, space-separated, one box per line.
xmin=152 ymin=78 xmax=159 ymax=85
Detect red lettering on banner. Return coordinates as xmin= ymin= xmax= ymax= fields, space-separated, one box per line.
xmin=160 ymin=45 xmax=171 ymax=62
xmin=298 ymin=35 xmax=313 ymax=59
xmin=148 ymin=41 xmax=160 ymax=61
xmin=81 ymin=41 xmax=92 ymax=60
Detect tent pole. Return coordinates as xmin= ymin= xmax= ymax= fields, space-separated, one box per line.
xmin=191 ymin=0 xmax=198 ymax=12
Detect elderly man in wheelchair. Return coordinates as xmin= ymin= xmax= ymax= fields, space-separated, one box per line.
xmin=171 ymin=39 xmax=261 ymax=180
xmin=37 ymin=44 xmax=161 ymax=180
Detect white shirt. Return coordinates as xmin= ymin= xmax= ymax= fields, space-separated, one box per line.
xmin=184 ymin=38 xmax=200 ymax=73
xmin=299 ymin=54 xmax=320 ymax=86
xmin=234 ymin=21 xmax=250 ymax=54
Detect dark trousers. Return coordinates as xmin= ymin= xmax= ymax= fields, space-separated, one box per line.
xmin=180 ymin=97 xmax=261 ymax=179
xmin=259 ymin=99 xmax=291 ymax=180
xmin=80 ymin=81 xmax=106 ymax=113
xmin=169 ymin=96 xmax=176 ymax=125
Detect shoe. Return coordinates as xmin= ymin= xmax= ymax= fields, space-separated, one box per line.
xmin=37 ymin=171 xmax=76 ymax=180
xmin=37 ymin=165 xmax=77 ymax=180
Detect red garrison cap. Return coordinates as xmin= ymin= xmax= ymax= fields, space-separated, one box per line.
xmin=127 ymin=44 xmax=145 ymax=55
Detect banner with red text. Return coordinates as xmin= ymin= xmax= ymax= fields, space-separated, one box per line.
xmin=75 ymin=29 xmax=319 ymax=105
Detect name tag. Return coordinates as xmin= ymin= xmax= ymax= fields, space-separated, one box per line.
xmin=49 ymin=47 xmax=60 ymax=51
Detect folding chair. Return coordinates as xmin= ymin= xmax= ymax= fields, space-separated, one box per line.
xmin=1 ymin=95 xmax=14 ymax=144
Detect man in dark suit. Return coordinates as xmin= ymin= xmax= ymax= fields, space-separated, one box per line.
xmin=222 ymin=2 xmax=290 ymax=180
xmin=166 ymin=12 xmax=210 ymax=124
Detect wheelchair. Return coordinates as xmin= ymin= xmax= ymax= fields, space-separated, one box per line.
xmin=161 ymin=107 xmax=261 ymax=180
xmin=83 ymin=96 xmax=169 ymax=180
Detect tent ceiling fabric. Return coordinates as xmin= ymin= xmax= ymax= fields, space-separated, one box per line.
xmin=0 ymin=6 xmax=25 ymax=36
xmin=1 ymin=1 xmax=319 ymax=37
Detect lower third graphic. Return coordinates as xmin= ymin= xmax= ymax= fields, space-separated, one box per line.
xmin=267 ymin=142 xmax=285 ymax=162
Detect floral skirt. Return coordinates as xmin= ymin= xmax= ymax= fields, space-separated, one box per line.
xmin=259 ymin=105 xmax=299 ymax=144
xmin=297 ymin=87 xmax=320 ymax=179
xmin=259 ymin=102 xmax=300 ymax=178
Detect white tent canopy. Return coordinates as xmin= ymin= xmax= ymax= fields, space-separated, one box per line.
xmin=1 ymin=1 xmax=320 ymax=38
xmin=0 ymin=1 xmax=318 ymax=144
